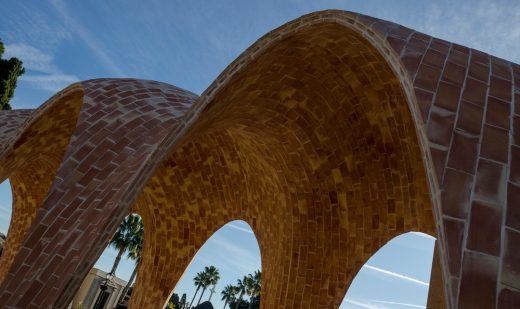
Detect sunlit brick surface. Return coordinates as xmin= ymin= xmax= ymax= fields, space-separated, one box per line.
xmin=0 ymin=10 xmax=518 ymax=308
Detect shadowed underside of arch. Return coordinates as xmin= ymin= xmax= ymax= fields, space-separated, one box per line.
xmin=0 ymin=9 xmax=519 ymax=309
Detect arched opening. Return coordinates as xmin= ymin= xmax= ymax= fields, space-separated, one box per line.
xmin=0 ymin=180 xmax=12 ymax=255
xmin=70 ymin=213 xmax=144 ymax=309
xmin=0 ymin=86 xmax=84 ymax=283
xmin=342 ymin=232 xmax=436 ymax=308
xmin=0 ymin=12 xmax=450 ymax=309
xmin=164 ymin=220 xmax=261 ymax=309
xmin=122 ymin=17 xmax=439 ymax=308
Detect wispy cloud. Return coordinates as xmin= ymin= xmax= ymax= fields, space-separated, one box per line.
xmin=20 ymin=74 xmax=79 ymax=92
xmin=4 ymin=43 xmax=79 ymax=92
xmin=362 ymin=265 xmax=429 ymax=287
xmin=418 ymin=0 xmax=520 ymax=63
xmin=343 ymin=299 xmax=382 ymax=309
xmin=374 ymin=300 xmax=425 ymax=308
xmin=226 ymin=223 xmax=255 ymax=235
xmin=50 ymin=0 xmax=126 ymax=76
xmin=206 ymin=235 xmax=261 ymax=275
xmin=409 ymin=232 xmax=436 ymax=240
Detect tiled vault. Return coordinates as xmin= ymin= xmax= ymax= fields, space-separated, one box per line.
xmin=0 ymin=10 xmax=519 ymax=309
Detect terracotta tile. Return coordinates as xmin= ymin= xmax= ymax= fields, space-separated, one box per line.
xmin=498 ymin=287 xmax=520 ymax=308
xmin=514 ymin=115 xmax=520 ymax=145
xmin=474 ymin=159 xmax=507 ymax=204
xmin=386 ymin=36 xmax=406 ymax=55
xmin=456 ymin=100 xmax=484 ymax=135
xmin=480 ymin=125 xmax=509 ymax=163
xmin=430 ymin=145 xmax=448 ymax=183
xmin=458 ymin=251 xmax=498 ymax=309
xmin=511 ymin=146 xmax=520 ymax=184
xmin=491 ymin=57 xmax=512 ymax=80
xmin=415 ymin=64 xmax=442 ymax=91
xmin=427 ymin=107 xmax=456 ymax=146
xmin=442 ymin=61 xmax=466 ymax=86
xmin=490 ymin=76 xmax=512 ymax=102
xmin=471 ymin=50 xmax=490 ymax=65
xmin=430 ymin=38 xmax=450 ymax=54
xmin=486 ymin=97 xmax=511 ymax=129
xmin=506 ymin=182 xmax=520 ymax=230
xmin=444 ymin=218 xmax=465 ymax=275
xmin=423 ymin=48 xmax=447 ymax=68
xmin=468 ymin=60 xmax=490 ymax=82
xmin=447 ymin=131 xmax=479 ymax=174
xmin=448 ymin=48 xmax=469 ymax=67
xmin=515 ymin=92 xmax=520 ymax=114
xmin=442 ymin=168 xmax=473 ymax=218
xmin=467 ymin=200 xmax=502 ymax=256
xmin=462 ymin=78 xmax=488 ymax=106
xmin=434 ymin=81 xmax=461 ymax=112
xmin=414 ymin=88 xmax=433 ymax=122
xmin=501 ymin=229 xmax=520 ymax=289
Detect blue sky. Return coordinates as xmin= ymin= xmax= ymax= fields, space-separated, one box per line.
xmin=1 ymin=0 xmax=519 ymax=308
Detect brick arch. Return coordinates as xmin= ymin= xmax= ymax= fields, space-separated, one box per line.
xmin=0 ymin=86 xmax=84 ymax=283
xmin=0 ymin=9 xmax=518 ymax=309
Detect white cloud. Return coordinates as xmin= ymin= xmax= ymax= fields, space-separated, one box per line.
xmin=20 ymin=74 xmax=79 ymax=92
xmin=362 ymin=265 xmax=429 ymax=287
xmin=342 ymin=299 xmax=383 ymax=309
xmin=225 ymin=223 xmax=255 ymax=235
xmin=409 ymin=232 xmax=436 ymax=240
xmin=374 ymin=300 xmax=425 ymax=308
xmin=4 ymin=43 xmax=79 ymax=92
xmin=418 ymin=0 xmax=520 ymax=63
xmin=209 ymin=235 xmax=261 ymax=275
xmin=50 ymin=0 xmax=126 ymax=76
xmin=4 ymin=44 xmax=56 ymax=74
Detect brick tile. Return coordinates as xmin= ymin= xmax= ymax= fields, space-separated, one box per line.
xmin=474 ymin=159 xmax=507 ymax=204
xmin=447 ymin=131 xmax=479 ymax=174
xmin=490 ymin=76 xmax=513 ymax=102
xmin=498 ymin=287 xmax=520 ymax=308
xmin=486 ymin=97 xmax=511 ymax=129
xmin=458 ymin=251 xmax=498 ymax=309
xmin=427 ymin=107 xmax=456 ymax=146
xmin=434 ymin=81 xmax=461 ymax=112
xmin=442 ymin=168 xmax=473 ymax=218
xmin=506 ymin=182 xmax=520 ymax=230
xmin=415 ymin=64 xmax=442 ymax=91
xmin=444 ymin=218 xmax=465 ymax=275
xmin=462 ymin=78 xmax=488 ymax=106
xmin=480 ymin=125 xmax=509 ymax=163
xmin=467 ymin=200 xmax=502 ymax=256
xmin=501 ymin=229 xmax=520 ymax=289
xmin=456 ymin=100 xmax=484 ymax=135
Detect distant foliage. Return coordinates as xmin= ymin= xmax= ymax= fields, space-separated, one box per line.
xmin=0 ymin=39 xmax=25 ymax=110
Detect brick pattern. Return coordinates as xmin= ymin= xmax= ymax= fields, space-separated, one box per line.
xmin=0 ymin=9 xmax=518 ymax=309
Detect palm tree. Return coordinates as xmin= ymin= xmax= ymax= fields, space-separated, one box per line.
xmin=116 ymin=220 xmax=144 ymax=306
xmin=221 ymin=285 xmax=238 ymax=309
xmin=235 ymin=276 xmax=248 ymax=309
xmin=197 ymin=266 xmax=220 ymax=305
xmin=246 ymin=271 xmax=261 ymax=309
xmin=189 ymin=271 xmax=205 ymax=308
xmin=108 ymin=214 xmax=142 ymax=276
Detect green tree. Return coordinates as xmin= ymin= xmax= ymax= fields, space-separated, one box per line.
xmin=221 ymin=284 xmax=238 ymax=309
xmin=116 ymin=218 xmax=144 ymax=306
xmin=108 ymin=214 xmax=143 ymax=276
xmin=197 ymin=265 xmax=220 ymax=305
xmin=179 ymin=293 xmax=187 ymax=309
xmin=234 ymin=276 xmax=249 ymax=309
xmin=189 ymin=271 xmax=205 ymax=308
xmin=246 ymin=271 xmax=261 ymax=309
xmin=0 ymin=39 xmax=25 ymax=110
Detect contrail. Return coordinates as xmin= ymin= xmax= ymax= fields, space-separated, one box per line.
xmin=363 ymin=264 xmax=429 ymax=286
